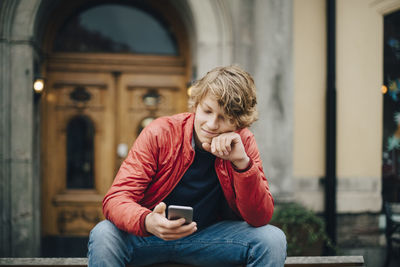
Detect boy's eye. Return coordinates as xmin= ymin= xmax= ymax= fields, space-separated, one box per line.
xmin=204 ymin=109 xmax=212 ymax=114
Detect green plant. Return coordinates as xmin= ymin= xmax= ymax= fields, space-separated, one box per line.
xmin=270 ymin=202 xmax=334 ymax=256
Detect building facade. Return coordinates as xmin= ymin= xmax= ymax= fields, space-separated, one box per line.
xmin=0 ymin=0 xmax=399 ymax=261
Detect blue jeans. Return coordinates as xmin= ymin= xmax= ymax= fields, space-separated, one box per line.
xmin=88 ymin=220 xmax=287 ymax=267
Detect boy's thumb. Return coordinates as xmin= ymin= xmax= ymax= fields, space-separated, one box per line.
xmin=202 ymin=143 xmax=211 ymax=152
xmin=153 ymin=202 xmax=166 ymax=217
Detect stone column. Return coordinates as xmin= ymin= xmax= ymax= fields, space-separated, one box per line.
xmin=0 ymin=0 xmax=16 ymax=256
xmin=234 ymin=0 xmax=294 ymax=201
xmin=0 ymin=0 xmax=41 ymax=257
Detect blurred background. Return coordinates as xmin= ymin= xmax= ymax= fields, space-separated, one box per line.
xmin=1 ymin=0 xmax=399 ymax=266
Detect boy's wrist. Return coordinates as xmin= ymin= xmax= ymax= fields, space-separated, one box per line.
xmin=232 ymin=156 xmax=250 ymax=170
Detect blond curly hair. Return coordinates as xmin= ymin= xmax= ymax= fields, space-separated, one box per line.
xmin=188 ymin=65 xmax=258 ymax=128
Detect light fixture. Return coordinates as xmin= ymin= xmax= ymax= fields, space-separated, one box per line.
xmin=33 ymin=78 xmax=45 ymax=94
xmin=142 ymin=90 xmax=160 ymax=107
xmin=382 ymin=85 xmax=388 ymax=94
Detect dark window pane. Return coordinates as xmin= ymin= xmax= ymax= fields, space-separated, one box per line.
xmin=382 ymin=10 xmax=400 ymax=202
xmin=54 ymin=4 xmax=178 ymax=55
xmin=66 ymin=116 xmax=95 ymax=189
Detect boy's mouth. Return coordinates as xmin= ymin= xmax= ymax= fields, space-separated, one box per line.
xmin=201 ymin=128 xmax=219 ymax=138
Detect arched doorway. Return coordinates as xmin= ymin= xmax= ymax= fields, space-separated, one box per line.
xmin=40 ymin=0 xmax=190 ymax=256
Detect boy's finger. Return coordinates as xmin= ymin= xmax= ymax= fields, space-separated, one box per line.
xmin=217 ymin=137 xmax=226 ymax=156
xmin=225 ymin=137 xmax=232 ymax=152
xmin=165 ymin=218 xmax=186 ymax=229
xmin=153 ymin=202 xmax=167 ymax=217
xmin=214 ymin=138 xmax=223 ymax=155
xmin=160 ymin=223 xmax=197 ymax=239
xmin=202 ymin=142 xmax=211 ymax=152
xmin=211 ymin=138 xmax=216 ymax=153
xmin=221 ymin=137 xmax=230 ymax=155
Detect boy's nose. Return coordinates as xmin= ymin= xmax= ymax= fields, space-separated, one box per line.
xmin=206 ymin=117 xmax=218 ymax=130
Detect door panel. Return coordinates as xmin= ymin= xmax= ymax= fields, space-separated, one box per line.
xmin=42 ymin=72 xmax=116 ymax=236
xmin=116 ymin=73 xmax=188 ymax=169
xmin=42 ymin=56 xmax=189 ymax=238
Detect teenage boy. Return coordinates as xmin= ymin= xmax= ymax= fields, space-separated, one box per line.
xmin=88 ymin=65 xmax=287 ymax=266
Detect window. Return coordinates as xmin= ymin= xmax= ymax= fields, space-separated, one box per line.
xmin=54 ymin=3 xmax=178 ymax=55
xmin=382 ymin=10 xmax=400 ymax=202
xmin=66 ymin=116 xmax=95 ymax=189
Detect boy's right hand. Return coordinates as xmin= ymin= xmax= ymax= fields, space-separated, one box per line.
xmin=144 ymin=202 xmax=197 ymax=241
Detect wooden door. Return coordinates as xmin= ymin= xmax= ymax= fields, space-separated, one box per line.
xmin=41 ymin=54 xmax=189 ymax=237
xmin=116 ymin=72 xmax=188 ymax=168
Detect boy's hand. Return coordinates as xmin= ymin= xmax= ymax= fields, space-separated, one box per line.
xmin=145 ymin=202 xmax=197 ymax=241
xmin=202 ymin=132 xmax=250 ymax=170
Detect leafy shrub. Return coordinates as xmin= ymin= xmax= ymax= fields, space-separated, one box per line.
xmin=270 ymin=202 xmax=333 ymax=256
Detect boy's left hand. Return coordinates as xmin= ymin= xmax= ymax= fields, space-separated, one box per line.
xmin=202 ymin=132 xmax=250 ymax=170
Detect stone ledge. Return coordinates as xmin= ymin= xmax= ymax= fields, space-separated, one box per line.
xmin=0 ymin=256 xmax=365 ymax=266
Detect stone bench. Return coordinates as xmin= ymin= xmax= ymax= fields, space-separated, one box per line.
xmin=0 ymin=256 xmax=364 ymax=266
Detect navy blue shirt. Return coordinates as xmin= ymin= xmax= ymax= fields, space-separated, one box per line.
xmin=164 ymin=144 xmax=224 ymax=230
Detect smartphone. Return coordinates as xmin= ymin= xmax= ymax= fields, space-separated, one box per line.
xmin=167 ymin=205 xmax=193 ymax=224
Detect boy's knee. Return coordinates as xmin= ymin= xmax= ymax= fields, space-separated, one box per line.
xmin=244 ymin=224 xmax=287 ymax=266
xmin=89 ymin=220 xmax=123 ymax=247
xmin=88 ymin=220 xmax=129 ymax=266
xmin=253 ymin=225 xmax=287 ymax=254
xmin=89 ymin=220 xmax=129 ymax=254
xmin=90 ymin=220 xmax=112 ymax=238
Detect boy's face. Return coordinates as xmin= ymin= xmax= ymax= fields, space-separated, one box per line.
xmin=193 ymin=94 xmax=237 ymax=148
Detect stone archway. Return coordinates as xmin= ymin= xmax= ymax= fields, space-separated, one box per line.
xmin=167 ymin=0 xmax=234 ymax=77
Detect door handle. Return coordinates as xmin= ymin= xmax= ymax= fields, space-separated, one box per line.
xmin=117 ymin=143 xmax=129 ymax=158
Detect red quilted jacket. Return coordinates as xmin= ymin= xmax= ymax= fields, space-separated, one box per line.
xmin=103 ymin=113 xmax=274 ymax=236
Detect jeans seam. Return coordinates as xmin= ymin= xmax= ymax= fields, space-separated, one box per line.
xmin=248 ymin=243 xmax=253 ymax=264
xmin=247 ymin=241 xmax=271 ymax=265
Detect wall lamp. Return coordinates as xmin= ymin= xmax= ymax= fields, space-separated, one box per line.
xmin=142 ymin=90 xmax=161 ymax=107
xmin=33 ymin=77 xmax=45 ymax=94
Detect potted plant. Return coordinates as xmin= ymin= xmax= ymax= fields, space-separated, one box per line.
xmin=270 ymin=202 xmax=334 ymax=256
